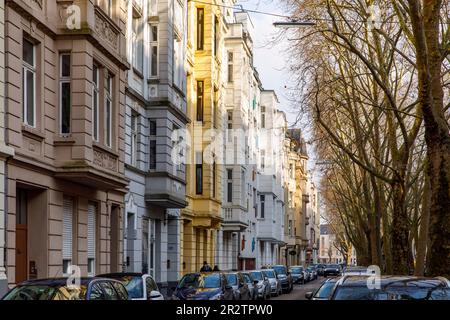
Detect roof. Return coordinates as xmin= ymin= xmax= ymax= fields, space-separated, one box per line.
xmin=97 ymin=272 xmax=144 ymax=278
xmin=339 ymin=275 xmax=449 ymax=288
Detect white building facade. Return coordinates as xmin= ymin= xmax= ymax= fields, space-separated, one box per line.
xmin=124 ymin=0 xmax=188 ymax=292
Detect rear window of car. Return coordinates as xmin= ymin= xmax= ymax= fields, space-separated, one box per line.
xmin=226 ymin=274 xmax=238 ymax=285
xmin=290 ymin=267 xmax=303 ymax=273
xmin=263 ymin=270 xmax=275 ymax=278
xmin=178 ymin=274 xmax=221 ymax=289
xmin=3 ymin=285 xmax=59 ymax=300
xmin=113 ymin=276 xmax=143 ymax=299
xmin=273 ymin=266 xmax=287 ymax=275
xmin=250 ymin=272 xmax=262 ymax=280
xmin=314 ymin=282 xmax=336 ymax=299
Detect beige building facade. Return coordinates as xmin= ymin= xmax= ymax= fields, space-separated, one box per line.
xmin=4 ymin=0 xmax=128 ymax=288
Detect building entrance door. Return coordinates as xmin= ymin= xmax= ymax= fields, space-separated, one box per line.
xmin=15 ymin=189 xmax=28 ymax=283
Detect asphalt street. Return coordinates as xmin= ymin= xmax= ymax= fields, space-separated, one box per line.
xmin=271 ymin=277 xmax=324 ymax=300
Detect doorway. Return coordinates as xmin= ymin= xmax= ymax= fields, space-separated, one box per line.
xmin=15 ymin=189 xmax=28 ymax=283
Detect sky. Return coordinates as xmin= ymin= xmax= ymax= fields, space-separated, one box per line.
xmin=235 ymin=0 xmax=326 ymax=222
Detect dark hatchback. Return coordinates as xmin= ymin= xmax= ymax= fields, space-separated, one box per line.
xmin=272 ymin=265 xmax=293 ymax=293
xmin=324 ymin=264 xmax=341 ymax=277
xmin=330 ymin=276 xmax=450 ymax=300
xmin=1 ymin=277 xmax=129 ymax=300
xmin=172 ymin=272 xmax=235 ymax=300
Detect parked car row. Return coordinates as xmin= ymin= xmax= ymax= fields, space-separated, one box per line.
xmin=1 ymin=272 xmax=164 ymax=300
xmin=306 ymin=275 xmax=450 ymax=300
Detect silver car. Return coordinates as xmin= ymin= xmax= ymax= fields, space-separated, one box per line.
xmin=241 ymin=272 xmax=257 ymax=300
xmin=224 ymin=272 xmax=252 ymax=300
xmin=262 ymin=269 xmax=282 ymax=296
xmin=249 ymin=270 xmax=271 ymax=300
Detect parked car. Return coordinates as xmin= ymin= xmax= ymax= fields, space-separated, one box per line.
xmin=330 ymin=275 xmax=450 ymax=300
xmin=241 ymin=272 xmax=258 ymax=300
xmin=272 ymin=265 xmax=293 ymax=293
xmin=316 ymin=264 xmax=326 ymax=276
xmin=172 ymin=272 xmax=234 ymax=300
xmin=306 ymin=266 xmax=318 ymax=280
xmin=97 ymin=272 xmax=163 ymax=300
xmin=224 ymin=272 xmax=252 ymax=300
xmin=324 ymin=264 xmax=341 ymax=277
xmin=249 ymin=270 xmax=271 ymax=300
xmin=304 ymin=267 xmax=312 ymax=282
xmin=305 ymin=277 xmax=340 ymax=300
xmin=262 ymin=269 xmax=282 ymax=296
xmin=289 ymin=266 xmax=306 ymax=284
xmin=2 ymin=277 xmax=129 ymax=300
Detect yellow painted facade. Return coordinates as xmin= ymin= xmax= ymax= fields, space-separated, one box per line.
xmin=180 ymin=0 xmax=234 ymax=275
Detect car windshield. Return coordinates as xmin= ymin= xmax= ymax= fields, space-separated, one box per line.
xmin=242 ymin=274 xmax=252 ymax=284
xmin=263 ymin=270 xmax=275 ymax=278
xmin=328 ymin=265 xmax=339 ymax=269
xmin=333 ymin=286 xmax=449 ymax=300
xmin=290 ymin=267 xmax=303 ymax=273
xmin=179 ymin=274 xmax=221 ymax=289
xmin=3 ymin=285 xmax=59 ymax=300
xmin=314 ymin=282 xmax=336 ymax=299
xmin=112 ymin=276 xmax=143 ymax=299
xmin=273 ymin=266 xmax=287 ymax=275
xmin=226 ymin=274 xmax=238 ymax=286
xmin=250 ymin=272 xmax=263 ymax=280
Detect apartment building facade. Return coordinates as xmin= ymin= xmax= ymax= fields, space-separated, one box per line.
xmin=180 ymin=0 xmax=235 ymax=274
xmin=123 ymin=0 xmax=188 ymax=290
xmin=3 ymin=0 xmax=129 ymax=289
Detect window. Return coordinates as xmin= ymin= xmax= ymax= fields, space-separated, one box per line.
xmin=148 ymin=0 xmax=157 ymax=16
xmin=87 ymin=203 xmax=97 ymax=276
xmin=227 ymin=52 xmax=233 ymax=83
xmin=92 ymin=65 xmax=99 ymax=141
xmin=196 ymin=81 xmax=204 ymax=121
xmin=241 ymin=170 xmax=246 ymax=205
xmin=212 ymin=158 xmax=216 ymax=198
xmin=59 ymin=54 xmax=71 ymax=134
xmin=62 ymin=197 xmax=74 ymax=275
xmin=132 ymin=17 xmax=143 ymax=74
xmin=22 ymin=38 xmax=36 ymax=127
xmin=261 ymin=150 xmax=265 ymax=170
xmin=227 ymin=169 xmax=232 ymax=203
xmin=150 ymin=25 xmax=158 ymax=77
xmin=100 ymin=281 xmax=119 ymax=300
xmin=197 ymin=8 xmax=204 ymax=50
xmin=288 ymin=220 xmax=292 ymax=236
xmin=227 ymin=111 xmax=233 ymax=142
xmin=130 ymin=113 xmax=138 ymax=166
xmin=89 ymin=282 xmax=106 ymax=300
xmin=214 ymin=16 xmax=219 ymax=56
xmin=105 ymin=73 xmax=113 ymax=147
xmin=149 ymin=120 xmax=156 ymax=170
xmin=289 ymin=163 xmax=294 ymax=178
xmin=260 ymin=195 xmax=265 ymax=218
xmin=106 ymin=0 xmax=113 ymax=17
xmin=261 ymin=106 xmax=266 ymax=128
xmin=195 ymin=151 xmax=203 ymax=195
xmin=146 ymin=277 xmax=158 ymax=297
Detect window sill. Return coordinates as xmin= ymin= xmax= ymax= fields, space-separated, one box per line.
xmin=22 ymin=125 xmax=45 ymax=141
xmin=54 ymin=135 xmax=76 ymax=145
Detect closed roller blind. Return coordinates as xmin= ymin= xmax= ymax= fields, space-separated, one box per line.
xmin=87 ymin=203 xmax=96 ymax=258
xmin=62 ymin=197 xmax=73 ymax=260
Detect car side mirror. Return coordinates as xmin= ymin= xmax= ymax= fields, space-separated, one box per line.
xmin=149 ymin=290 xmax=162 ymax=300
xmin=305 ymin=292 xmax=313 ymax=300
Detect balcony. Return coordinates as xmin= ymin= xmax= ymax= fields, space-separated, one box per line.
xmin=222 ymin=208 xmax=248 ymax=232
xmin=145 ymin=172 xmax=187 ymax=208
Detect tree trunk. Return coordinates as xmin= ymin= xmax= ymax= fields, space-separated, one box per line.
xmin=407 ymin=0 xmax=450 ymax=277
xmin=414 ymin=171 xmax=430 ymax=276
xmin=391 ymin=182 xmax=410 ymax=274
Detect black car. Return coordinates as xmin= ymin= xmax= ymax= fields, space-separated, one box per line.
xmin=330 ymin=275 xmax=450 ymax=300
xmin=2 ymin=277 xmax=129 ymax=300
xmin=316 ymin=264 xmax=326 ymax=276
xmin=289 ymin=266 xmax=305 ymax=284
xmin=271 ymin=265 xmax=293 ymax=293
xmin=172 ymin=272 xmax=235 ymax=300
xmin=324 ymin=264 xmax=341 ymax=277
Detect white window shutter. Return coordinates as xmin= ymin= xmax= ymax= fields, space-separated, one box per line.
xmin=62 ymin=197 xmax=73 ymax=260
xmin=87 ymin=203 xmax=96 ymax=259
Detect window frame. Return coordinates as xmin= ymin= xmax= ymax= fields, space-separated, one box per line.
xmin=59 ymin=53 xmax=71 ymax=135
xmin=105 ymin=73 xmax=113 ymax=148
xmin=196 ymin=80 xmax=204 ymax=122
xmin=196 ymin=8 xmax=204 ymax=50
xmin=92 ymin=64 xmax=100 ymax=141
xmin=22 ymin=38 xmax=36 ymax=128
xmin=150 ymin=24 xmax=159 ymax=78
xmin=195 ymin=151 xmax=203 ymax=195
